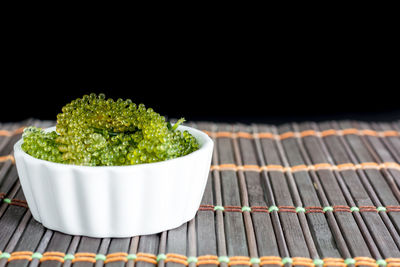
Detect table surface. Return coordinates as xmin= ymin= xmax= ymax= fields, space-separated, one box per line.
xmin=1 ymin=119 xmax=400 ymax=267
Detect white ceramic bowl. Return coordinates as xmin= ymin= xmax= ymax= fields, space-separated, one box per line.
xmin=13 ymin=125 xmax=213 ymax=238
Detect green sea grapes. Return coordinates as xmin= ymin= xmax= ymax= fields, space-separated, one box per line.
xmin=21 ymin=93 xmax=199 ymax=166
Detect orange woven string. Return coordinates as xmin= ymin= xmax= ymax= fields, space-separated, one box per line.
xmin=306 ymin=206 xmax=324 ymax=214
xmin=229 ymin=261 xmax=251 ymax=266
xmin=199 ymin=205 xmax=215 ymax=211
xmin=360 ymin=162 xmax=380 ymax=169
xmin=300 ymin=130 xmax=318 ymax=137
xmin=292 ymin=257 xmax=314 ymax=267
xmin=230 ymin=256 xmax=251 ymax=261
xmin=72 ymin=252 xmax=96 ymax=263
xmin=236 ymin=132 xmax=253 ymax=139
xmin=224 ymin=206 xmax=242 ymax=212
xmin=386 ymin=258 xmax=400 ymax=263
xmin=197 ymin=255 xmax=219 ymax=260
xmin=8 ymin=255 xmax=32 ymax=261
xmin=107 ymin=252 xmax=128 ymax=258
xmin=323 ymin=257 xmax=345 ymax=262
xmin=229 ymin=257 xmax=252 ymax=266
xmin=251 ymin=206 xmax=269 ymax=213
xmin=136 ymin=252 xmax=158 ymax=264
xmin=0 ymin=130 xmax=10 ymax=136
xmin=216 ymin=132 xmax=234 ymax=138
xmin=75 ymin=252 xmax=96 ymax=258
xmin=165 ymin=258 xmax=189 ymax=266
xmin=3 ymin=250 xmax=400 ymax=267
xmin=314 ymin=163 xmax=334 ymax=170
xmin=198 ymin=259 xmax=220 ymax=265
xmin=104 ymin=256 xmax=128 ymax=264
xmin=9 ymin=201 xmax=28 ymax=208
xmin=167 ymin=253 xmax=188 ymax=261
xmin=321 ymin=129 xmax=337 ymax=137
xmin=71 ymin=257 xmax=96 ymax=263
xmin=383 ymin=130 xmax=399 ymax=137
xmin=279 ymin=132 xmax=296 ymax=140
xmin=2 ymin=156 xmax=398 ymax=172
xmin=136 ymin=257 xmax=158 ymax=264
xmin=10 ymin=251 xmax=33 ymax=256
xmin=0 ymin=155 xmax=15 ymax=164
xmin=40 ymin=256 xmax=65 ymax=263
xmin=264 ymin=165 xmax=285 ymax=172
xmin=323 ymin=262 xmax=346 ymax=267
xmin=341 ymin=128 xmax=359 ymax=135
xmin=359 ymin=206 xmax=378 ymax=212
xmin=14 ymin=127 xmax=25 ymax=134
xmin=290 ymin=165 xmax=309 ymax=172
xmin=383 ymin=162 xmax=400 ymax=169
xmin=0 ymin=127 xmax=25 ymax=136
xmin=337 ymin=163 xmax=356 ymax=170
xmin=354 ymin=257 xmax=377 ymax=267
xmin=210 ymin=165 xmax=219 ymax=171
xmin=360 ymin=129 xmax=379 ymax=136
xmin=387 ymin=206 xmax=400 ymax=212
xmin=218 ymin=164 xmax=238 ymax=171
xmin=278 ymin=206 xmax=296 ymax=213
xmin=202 ymin=130 xmax=212 ymax=136
xmin=354 ymin=261 xmax=377 ymax=267
xmin=259 ymin=256 xmax=283 ymax=266
xmin=387 ymin=258 xmax=400 ymax=267
xmin=259 ymin=256 xmax=282 ymax=261
xmin=242 ymin=165 xmax=261 ymax=172
xmin=137 ymin=253 xmax=157 ymax=259
xmin=333 ymin=206 xmax=351 ymax=212
xmin=42 ymin=251 xmax=65 ymax=257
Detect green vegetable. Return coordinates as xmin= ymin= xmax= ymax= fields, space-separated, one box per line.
xmin=22 ymin=93 xmax=199 ymax=166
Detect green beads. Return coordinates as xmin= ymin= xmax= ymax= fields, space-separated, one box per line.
xmin=377 ymin=206 xmax=387 ymax=212
xmin=313 ymin=259 xmax=324 ymax=266
xmin=95 ymin=254 xmax=106 ymax=261
xmin=323 ymin=206 xmax=334 ymax=212
xmin=296 ymin=207 xmax=306 ymax=213
xmin=157 ymin=254 xmax=167 ymax=262
xmin=21 ymin=93 xmax=199 ymax=166
xmin=218 ymin=256 xmax=230 ymax=263
xmin=268 ymin=206 xmax=279 ymax=212
xmin=241 ymin=206 xmax=252 ymax=212
xmin=214 ymin=206 xmax=225 ymax=211
xmin=281 ymin=257 xmax=292 ymax=265
xmin=344 ymin=258 xmax=356 ymax=265
xmin=31 ymin=252 xmax=43 ymax=259
xmin=127 ymin=254 xmax=137 ymax=260
xmin=0 ymin=252 xmax=11 ymax=259
xmin=64 ymin=254 xmax=75 ymax=261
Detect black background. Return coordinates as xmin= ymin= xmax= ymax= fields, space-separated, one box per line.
xmin=2 ymin=74 xmax=398 ymax=125
xmin=1 ymin=28 xmax=399 ymax=125
xmin=1 ymin=67 xmax=399 ymax=124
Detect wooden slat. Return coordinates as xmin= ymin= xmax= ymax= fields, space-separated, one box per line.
xmin=5 ymin=217 xmax=45 ymax=267
xmin=40 ymin=232 xmax=73 ymax=267
xmin=136 ymin=234 xmax=160 ymax=267
xmin=236 ymin=124 xmax=281 ymax=259
xmin=316 ymin=121 xmax=400 ymax=258
xmin=195 ymin=122 xmax=218 ymax=267
xmin=276 ymin=124 xmax=340 ymax=259
xmin=215 ymin=124 xmax=248 ymax=267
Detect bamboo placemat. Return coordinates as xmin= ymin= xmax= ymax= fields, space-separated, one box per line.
xmin=1 ymin=119 xmax=400 ymax=267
